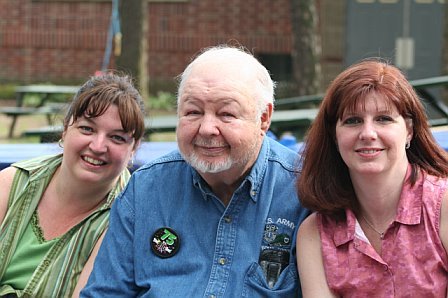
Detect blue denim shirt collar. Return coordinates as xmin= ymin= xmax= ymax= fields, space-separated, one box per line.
xmin=191 ymin=137 xmax=270 ymax=203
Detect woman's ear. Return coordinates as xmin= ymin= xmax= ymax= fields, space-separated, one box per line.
xmin=406 ymin=118 xmax=414 ymax=143
xmin=59 ymin=131 xmax=67 ymax=148
xmin=132 ymin=139 xmax=141 ymax=152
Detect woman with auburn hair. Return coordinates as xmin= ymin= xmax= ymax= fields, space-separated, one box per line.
xmin=296 ymin=59 xmax=448 ymax=297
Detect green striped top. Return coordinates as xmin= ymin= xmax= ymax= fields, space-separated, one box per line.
xmin=0 ymin=154 xmax=130 ymax=297
xmin=1 ymin=213 xmax=58 ymax=289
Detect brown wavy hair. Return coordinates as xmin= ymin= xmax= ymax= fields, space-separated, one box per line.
xmin=63 ymin=72 xmax=146 ymax=146
xmin=297 ymin=59 xmax=448 ymax=219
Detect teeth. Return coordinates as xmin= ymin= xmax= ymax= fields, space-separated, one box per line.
xmin=83 ymin=156 xmax=105 ymax=165
xmin=359 ymin=150 xmax=377 ymax=154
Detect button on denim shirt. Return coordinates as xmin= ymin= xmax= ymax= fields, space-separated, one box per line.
xmin=81 ymin=137 xmax=309 ymax=297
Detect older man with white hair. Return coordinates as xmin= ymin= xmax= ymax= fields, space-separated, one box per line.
xmin=81 ymin=45 xmax=309 ymax=297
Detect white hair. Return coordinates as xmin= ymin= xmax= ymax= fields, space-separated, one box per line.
xmin=177 ymin=45 xmax=276 ymax=117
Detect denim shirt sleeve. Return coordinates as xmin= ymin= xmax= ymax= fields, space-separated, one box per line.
xmin=80 ymin=177 xmax=139 ymax=297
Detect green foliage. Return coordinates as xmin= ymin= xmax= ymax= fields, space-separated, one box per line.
xmin=23 ymin=93 xmax=71 ymax=106
xmin=0 ymin=84 xmax=16 ymax=100
xmin=147 ymin=91 xmax=176 ymax=111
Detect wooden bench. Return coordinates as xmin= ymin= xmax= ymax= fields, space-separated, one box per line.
xmin=144 ymin=114 xmax=178 ymax=134
xmin=23 ymin=109 xmax=319 ymax=143
xmin=1 ymin=85 xmax=79 ymax=138
xmin=23 ymin=114 xmax=180 ymax=143
xmin=15 ymin=85 xmax=80 ymax=107
xmin=273 ymin=75 xmax=448 ymax=129
xmin=0 ymin=104 xmax=65 ymax=138
xmin=409 ymin=76 xmax=448 ymax=123
xmin=21 ymin=124 xmax=64 ymax=143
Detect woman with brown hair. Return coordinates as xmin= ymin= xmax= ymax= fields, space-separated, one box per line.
xmin=296 ymin=59 xmax=448 ymax=297
xmin=0 ymin=72 xmax=145 ymax=297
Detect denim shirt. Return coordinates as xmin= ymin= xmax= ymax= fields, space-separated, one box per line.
xmin=81 ymin=137 xmax=309 ymax=297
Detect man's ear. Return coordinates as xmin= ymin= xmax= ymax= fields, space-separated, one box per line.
xmin=260 ymin=103 xmax=273 ymax=133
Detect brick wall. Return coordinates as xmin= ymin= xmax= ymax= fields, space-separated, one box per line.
xmin=0 ymin=0 xmax=110 ymax=83
xmin=0 ymin=0 xmax=345 ymax=94
xmin=147 ymin=0 xmax=294 ymax=86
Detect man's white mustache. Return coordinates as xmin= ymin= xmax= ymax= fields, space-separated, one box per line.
xmin=194 ymin=139 xmax=227 ymax=147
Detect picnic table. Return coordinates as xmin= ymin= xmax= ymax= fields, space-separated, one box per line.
xmin=23 ymin=114 xmax=180 ymax=143
xmin=15 ymin=85 xmax=80 ymax=107
xmin=16 ymin=74 xmax=448 ymax=142
xmin=0 ymin=85 xmax=79 ymax=138
xmin=22 ymin=108 xmax=319 ymax=143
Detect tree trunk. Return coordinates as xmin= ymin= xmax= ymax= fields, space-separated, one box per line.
xmin=290 ymin=0 xmax=322 ymax=96
xmin=116 ymin=0 xmax=149 ymax=99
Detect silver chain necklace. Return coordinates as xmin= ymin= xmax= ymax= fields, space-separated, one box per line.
xmin=361 ymin=214 xmax=387 ymax=239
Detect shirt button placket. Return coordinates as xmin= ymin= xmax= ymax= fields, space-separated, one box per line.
xmin=205 ymin=200 xmax=241 ymax=297
xmin=218 ymin=257 xmax=226 ymax=265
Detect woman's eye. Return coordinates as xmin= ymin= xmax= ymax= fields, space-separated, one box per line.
xmin=111 ymin=135 xmax=127 ymax=143
xmin=79 ymin=126 xmax=93 ymax=133
xmin=343 ymin=117 xmax=361 ymax=125
xmin=377 ymin=115 xmax=393 ymax=123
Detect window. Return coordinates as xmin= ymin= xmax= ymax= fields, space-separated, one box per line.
xmin=257 ymin=54 xmax=293 ymax=82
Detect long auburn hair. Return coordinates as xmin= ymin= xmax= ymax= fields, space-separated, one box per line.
xmin=297 ymin=59 xmax=448 ymax=219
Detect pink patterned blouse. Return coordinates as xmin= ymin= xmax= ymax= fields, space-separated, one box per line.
xmin=317 ymin=171 xmax=448 ymax=297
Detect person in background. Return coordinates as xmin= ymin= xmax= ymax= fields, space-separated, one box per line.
xmin=296 ymin=59 xmax=448 ymax=297
xmin=81 ymin=45 xmax=309 ymax=297
xmin=0 ymin=72 xmax=145 ymax=297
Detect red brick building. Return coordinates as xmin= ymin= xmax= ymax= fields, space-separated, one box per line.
xmin=0 ymin=1 xmax=110 ymax=84
xmin=0 ymin=0 xmax=343 ymax=96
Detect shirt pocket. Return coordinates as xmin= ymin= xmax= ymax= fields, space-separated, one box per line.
xmin=242 ymin=262 xmax=300 ymax=297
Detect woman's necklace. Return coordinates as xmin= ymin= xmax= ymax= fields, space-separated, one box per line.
xmin=361 ymin=214 xmax=387 ymax=239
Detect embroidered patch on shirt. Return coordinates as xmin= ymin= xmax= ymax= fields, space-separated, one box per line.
xmin=259 ymin=217 xmax=295 ymax=288
xmin=262 ymin=217 xmax=294 ymax=249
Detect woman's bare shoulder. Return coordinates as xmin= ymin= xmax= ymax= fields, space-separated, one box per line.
xmin=297 ymin=212 xmax=319 ymax=239
xmin=0 ymin=166 xmax=18 ymax=224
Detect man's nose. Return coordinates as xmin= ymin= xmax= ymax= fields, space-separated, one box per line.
xmin=198 ymin=114 xmax=220 ymax=136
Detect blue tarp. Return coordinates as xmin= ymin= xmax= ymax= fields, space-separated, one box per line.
xmin=1 ymin=129 xmax=448 ymax=171
xmin=432 ymin=130 xmax=448 ymax=150
xmin=0 ymin=142 xmax=178 ymax=171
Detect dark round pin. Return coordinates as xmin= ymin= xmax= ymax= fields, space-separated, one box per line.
xmin=150 ymin=227 xmax=180 ymax=258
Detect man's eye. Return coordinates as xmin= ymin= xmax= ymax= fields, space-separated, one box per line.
xmin=221 ymin=112 xmax=235 ymax=118
xmin=185 ymin=110 xmax=201 ymax=116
